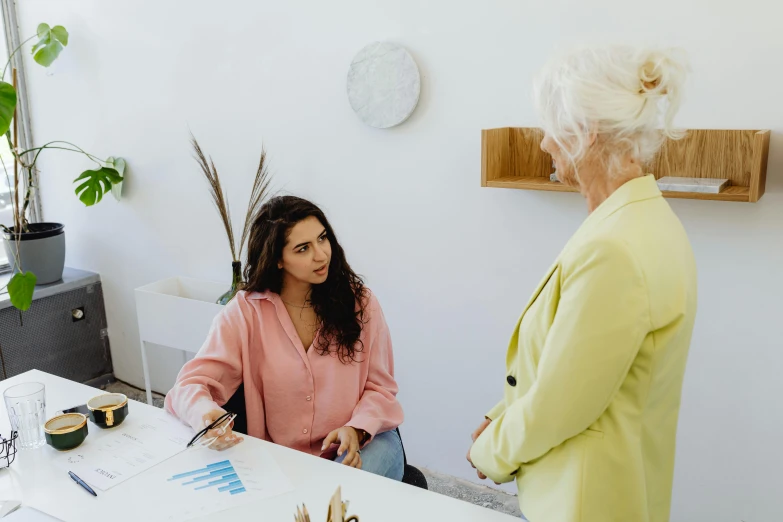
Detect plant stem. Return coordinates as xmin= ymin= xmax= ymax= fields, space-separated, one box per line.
xmin=20 ymin=141 xmax=106 ymax=166
xmin=7 ymin=138 xmax=112 ymax=234
xmin=25 ymin=145 xmax=105 ymax=164
xmin=11 ymin=70 xmax=19 ymax=233
xmin=1 ymin=34 xmax=36 ymax=83
xmin=19 ymin=166 xmax=33 ymax=229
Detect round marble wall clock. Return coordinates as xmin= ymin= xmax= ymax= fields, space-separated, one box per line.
xmin=346 ymin=42 xmax=421 ymax=129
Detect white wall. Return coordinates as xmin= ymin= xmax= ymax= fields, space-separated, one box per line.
xmin=16 ymin=1 xmax=783 ymax=519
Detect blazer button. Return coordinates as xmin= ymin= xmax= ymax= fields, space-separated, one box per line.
xmin=507 ymin=375 xmax=517 ymax=387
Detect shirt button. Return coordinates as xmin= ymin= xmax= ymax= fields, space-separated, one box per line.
xmin=306 ymin=396 xmax=312 ymax=401
xmin=303 ymin=428 xmax=308 ymax=434
xmin=507 ymin=375 xmax=517 ymax=387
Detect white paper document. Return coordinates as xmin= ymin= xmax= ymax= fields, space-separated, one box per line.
xmin=139 ymin=444 xmax=294 ymax=522
xmin=52 ymin=410 xmax=192 ymax=491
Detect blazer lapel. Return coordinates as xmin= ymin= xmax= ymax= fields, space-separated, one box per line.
xmin=520 ymin=260 xmax=559 ymax=320
xmin=506 ymin=260 xmax=560 ymax=364
xmin=504 ymin=176 xmax=662 ymax=366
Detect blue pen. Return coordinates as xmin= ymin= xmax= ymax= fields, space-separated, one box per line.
xmin=68 ymin=471 xmax=97 ymax=497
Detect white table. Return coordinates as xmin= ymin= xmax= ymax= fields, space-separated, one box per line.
xmin=0 ymin=371 xmax=516 ymax=522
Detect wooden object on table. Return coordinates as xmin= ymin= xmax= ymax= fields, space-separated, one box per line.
xmin=481 ymin=127 xmax=771 ymax=202
xmin=295 ymin=504 xmax=311 ymax=522
xmin=327 ymin=486 xmax=359 ymax=522
xmin=295 ymin=487 xmax=359 ymax=522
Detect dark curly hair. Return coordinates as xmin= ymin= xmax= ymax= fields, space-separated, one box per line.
xmin=243 ymin=196 xmax=367 ymax=363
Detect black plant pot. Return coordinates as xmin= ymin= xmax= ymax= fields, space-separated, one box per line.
xmin=2 ymin=223 xmax=66 ymax=285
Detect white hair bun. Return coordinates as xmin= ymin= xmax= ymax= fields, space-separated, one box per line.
xmin=534 ymin=45 xmax=689 ymax=167
xmin=638 ymin=49 xmax=688 ymax=98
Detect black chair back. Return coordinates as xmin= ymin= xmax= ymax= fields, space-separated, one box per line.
xmin=223 ymin=383 xmax=248 ymax=434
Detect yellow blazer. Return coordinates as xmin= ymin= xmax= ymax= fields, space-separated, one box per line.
xmin=471 ymin=175 xmax=697 ymax=522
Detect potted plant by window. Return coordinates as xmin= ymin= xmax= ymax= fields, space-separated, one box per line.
xmin=0 ymin=23 xmax=125 ymax=311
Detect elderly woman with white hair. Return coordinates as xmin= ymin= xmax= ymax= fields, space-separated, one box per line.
xmin=467 ymin=46 xmax=697 ymax=522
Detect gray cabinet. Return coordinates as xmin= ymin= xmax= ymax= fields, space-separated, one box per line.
xmin=0 ymin=268 xmax=113 ymax=385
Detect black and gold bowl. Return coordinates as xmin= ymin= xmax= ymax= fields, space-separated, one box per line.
xmin=87 ymin=393 xmax=129 ymax=429
xmin=44 ymin=413 xmax=88 ymax=451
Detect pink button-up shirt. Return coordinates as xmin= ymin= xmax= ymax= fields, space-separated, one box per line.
xmin=164 ymin=289 xmax=403 ymax=456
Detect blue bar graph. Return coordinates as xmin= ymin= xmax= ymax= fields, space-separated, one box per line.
xmin=168 ymin=461 xmax=231 ymax=480
xmin=218 ymin=480 xmax=242 ymax=492
xmin=194 ymin=473 xmax=239 ymax=489
xmin=168 ymin=460 xmax=246 ymax=495
xmin=181 ymin=468 xmax=235 ymax=484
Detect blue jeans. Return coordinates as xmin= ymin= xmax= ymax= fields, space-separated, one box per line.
xmin=334 ymin=429 xmax=404 ymax=481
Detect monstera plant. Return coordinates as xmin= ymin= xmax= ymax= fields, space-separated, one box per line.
xmin=0 ymin=23 xmax=125 ymax=311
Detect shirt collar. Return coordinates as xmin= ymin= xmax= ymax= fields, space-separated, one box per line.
xmin=572 ymin=174 xmax=661 ymax=239
xmin=245 ymin=290 xmax=277 ymax=301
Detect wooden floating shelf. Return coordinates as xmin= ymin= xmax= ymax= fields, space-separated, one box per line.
xmin=485 ymin=176 xmax=752 ymax=202
xmin=481 ymin=127 xmax=770 ymax=202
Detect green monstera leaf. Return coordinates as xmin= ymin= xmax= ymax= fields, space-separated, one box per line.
xmin=74 ymin=166 xmax=123 ymax=206
xmin=8 ymin=271 xmax=36 ymax=311
xmin=31 ymin=23 xmax=69 ymax=67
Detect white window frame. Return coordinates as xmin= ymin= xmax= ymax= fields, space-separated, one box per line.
xmin=0 ymin=0 xmax=41 ymax=272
